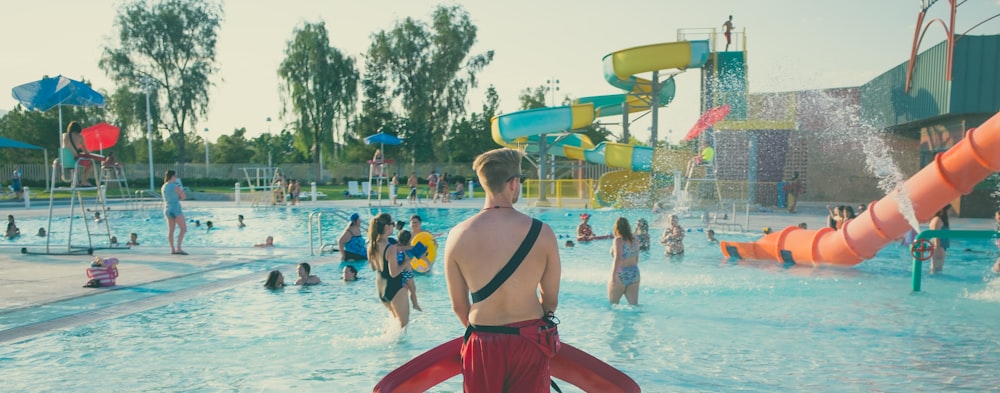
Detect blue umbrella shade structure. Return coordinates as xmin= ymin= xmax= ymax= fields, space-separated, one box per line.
xmin=11 ymin=75 xmax=105 ymax=112
xmin=10 ymin=75 xmax=104 ymax=191
xmin=0 ymin=136 xmax=44 ymax=150
xmin=363 ymin=132 xmax=404 ymax=146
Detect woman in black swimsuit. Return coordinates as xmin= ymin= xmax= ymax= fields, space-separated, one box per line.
xmin=369 ymin=213 xmax=411 ymax=328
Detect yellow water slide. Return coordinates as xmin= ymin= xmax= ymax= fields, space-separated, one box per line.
xmin=584 ymin=40 xmax=711 ymax=206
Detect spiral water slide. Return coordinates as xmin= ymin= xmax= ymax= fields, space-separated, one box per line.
xmin=721 ymin=110 xmax=1000 ymax=266
xmin=577 ymin=40 xmax=710 ymax=205
xmin=491 ymin=41 xmax=710 ymax=195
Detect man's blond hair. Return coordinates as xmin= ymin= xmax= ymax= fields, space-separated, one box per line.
xmin=472 ymin=148 xmax=522 ymax=194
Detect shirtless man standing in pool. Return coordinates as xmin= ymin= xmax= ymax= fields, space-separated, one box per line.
xmin=445 ymin=147 xmax=561 ymax=392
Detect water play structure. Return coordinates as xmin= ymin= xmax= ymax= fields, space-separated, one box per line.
xmin=491 ymin=41 xmax=712 ymax=207
xmin=373 ymin=337 xmax=640 ymax=393
xmin=721 ymin=109 xmax=1000 ymax=266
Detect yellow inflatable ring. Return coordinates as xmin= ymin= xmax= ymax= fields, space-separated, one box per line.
xmin=410 ymin=231 xmax=437 ymax=273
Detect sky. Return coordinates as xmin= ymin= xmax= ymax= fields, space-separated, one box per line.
xmin=2 ymin=0 xmax=1000 ymax=144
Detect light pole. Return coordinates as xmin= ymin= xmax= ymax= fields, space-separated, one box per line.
xmin=545 ymin=78 xmax=559 ymax=107
xmin=203 ymin=127 xmax=210 ymax=177
xmin=266 ymin=117 xmax=272 ymax=168
xmin=140 ymin=76 xmax=155 ymax=192
xmin=536 ymin=78 xmax=559 ymax=204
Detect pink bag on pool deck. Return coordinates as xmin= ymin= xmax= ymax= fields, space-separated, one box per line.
xmin=86 ymin=257 xmax=119 ymax=287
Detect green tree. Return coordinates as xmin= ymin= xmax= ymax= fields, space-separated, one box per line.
xmin=278 ymin=21 xmax=359 ymax=181
xmin=344 ymin=34 xmax=398 ymax=164
xmin=577 ymin=123 xmax=613 ymax=145
xmin=100 ymin=0 xmax=222 ymax=164
xmin=211 ymin=128 xmax=253 ymax=163
xmin=251 ymin=130 xmax=306 ymax=165
xmin=449 ymin=85 xmax=500 ymax=162
xmin=519 ymin=85 xmax=548 ymax=110
xmin=104 ymin=86 xmax=165 ymax=163
xmin=367 ymin=5 xmax=493 ymax=162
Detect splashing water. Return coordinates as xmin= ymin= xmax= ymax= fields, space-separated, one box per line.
xmin=859 ymin=128 xmax=921 ymax=231
xmin=799 ymin=90 xmax=920 ymax=231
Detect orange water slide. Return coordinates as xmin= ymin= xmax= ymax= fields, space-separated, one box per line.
xmin=721 ymin=110 xmax=1000 ymax=266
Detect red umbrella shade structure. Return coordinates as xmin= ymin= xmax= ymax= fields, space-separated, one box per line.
xmin=81 ymin=123 xmax=120 ymax=151
xmin=684 ymin=105 xmax=731 ymax=141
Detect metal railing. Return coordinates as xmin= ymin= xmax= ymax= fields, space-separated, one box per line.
xmin=307 ymin=209 xmax=353 ymax=256
xmin=521 ymin=179 xmax=596 ymax=207
xmin=910 ymin=229 xmax=1000 ymax=292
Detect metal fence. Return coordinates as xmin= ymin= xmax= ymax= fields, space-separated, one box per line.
xmin=1 ymin=159 xmax=618 ymax=186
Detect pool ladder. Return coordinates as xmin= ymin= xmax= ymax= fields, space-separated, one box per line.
xmin=308 ymin=211 xmax=352 ymax=256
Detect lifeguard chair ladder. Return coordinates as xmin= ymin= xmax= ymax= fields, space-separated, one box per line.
xmin=367 ymin=159 xmax=393 ymax=206
xmin=98 ymin=164 xmax=132 ymax=207
xmin=682 ymin=161 xmax=723 ymax=213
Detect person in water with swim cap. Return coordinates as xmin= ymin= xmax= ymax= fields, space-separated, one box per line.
xmin=444 ymin=147 xmax=561 ymax=392
xmin=338 ymin=213 xmax=366 ymax=261
xmin=577 ymin=213 xmax=595 ymax=241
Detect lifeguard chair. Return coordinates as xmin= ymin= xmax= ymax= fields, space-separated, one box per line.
xmin=682 ymin=144 xmax=723 ymax=212
xmin=25 ymin=146 xmax=113 ymax=255
xmin=367 ymin=158 xmax=394 ymax=206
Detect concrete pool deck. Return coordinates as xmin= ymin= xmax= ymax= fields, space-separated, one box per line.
xmin=2 ymin=196 xmax=997 ymax=344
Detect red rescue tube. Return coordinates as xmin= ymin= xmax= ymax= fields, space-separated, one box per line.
xmin=374 ymin=337 xmax=640 ymax=393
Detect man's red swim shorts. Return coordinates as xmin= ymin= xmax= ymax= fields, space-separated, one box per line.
xmin=461 ymin=319 xmax=558 ymax=393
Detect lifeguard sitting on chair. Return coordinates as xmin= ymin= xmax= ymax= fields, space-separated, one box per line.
xmin=61 ymin=121 xmax=105 ymax=187
xmin=686 ymin=140 xmax=715 ymax=176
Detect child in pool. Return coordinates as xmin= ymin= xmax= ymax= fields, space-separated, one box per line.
xmin=395 ymin=230 xmax=422 ymax=311
xmin=6 ymin=215 xmax=21 ymax=238
xmin=634 ymin=218 xmax=651 ymax=251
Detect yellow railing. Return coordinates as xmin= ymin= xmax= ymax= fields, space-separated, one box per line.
xmin=521 ymin=179 xmax=596 ymax=208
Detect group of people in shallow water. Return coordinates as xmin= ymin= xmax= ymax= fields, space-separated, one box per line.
xmin=263 ymin=262 xmax=329 ymax=289
xmin=262 ymin=211 xmax=435 ymax=327
xmin=825 ymin=203 xmax=968 ymax=274
xmin=270 ymin=146 xmax=1000 ymax=391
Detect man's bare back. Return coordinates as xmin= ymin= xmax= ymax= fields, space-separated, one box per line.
xmin=445 ymin=209 xmax=560 ymax=327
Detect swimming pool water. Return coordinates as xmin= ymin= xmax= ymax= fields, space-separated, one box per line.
xmin=1 ymin=207 xmax=999 ymax=392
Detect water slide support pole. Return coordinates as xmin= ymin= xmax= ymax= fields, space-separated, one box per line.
xmin=650 ymin=71 xmax=661 ymax=207
xmin=621 ymin=102 xmax=630 ymax=143
xmin=650 ymin=71 xmax=660 ymax=146
xmin=537 ymin=134 xmax=549 ymax=204
xmin=747 ymin=132 xmax=758 ymax=206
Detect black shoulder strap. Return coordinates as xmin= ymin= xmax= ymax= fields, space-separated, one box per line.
xmin=471 ymin=219 xmax=543 ymax=304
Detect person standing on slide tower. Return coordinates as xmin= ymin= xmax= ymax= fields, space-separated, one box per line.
xmin=723 ymin=15 xmax=734 ymax=51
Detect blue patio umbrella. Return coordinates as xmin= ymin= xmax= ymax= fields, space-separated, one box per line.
xmin=363 ymin=131 xmax=404 ymax=146
xmin=10 ymin=75 xmax=105 ymax=189
xmin=11 ymin=75 xmax=105 ymax=112
xmin=364 ymin=131 xmax=404 ymax=163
